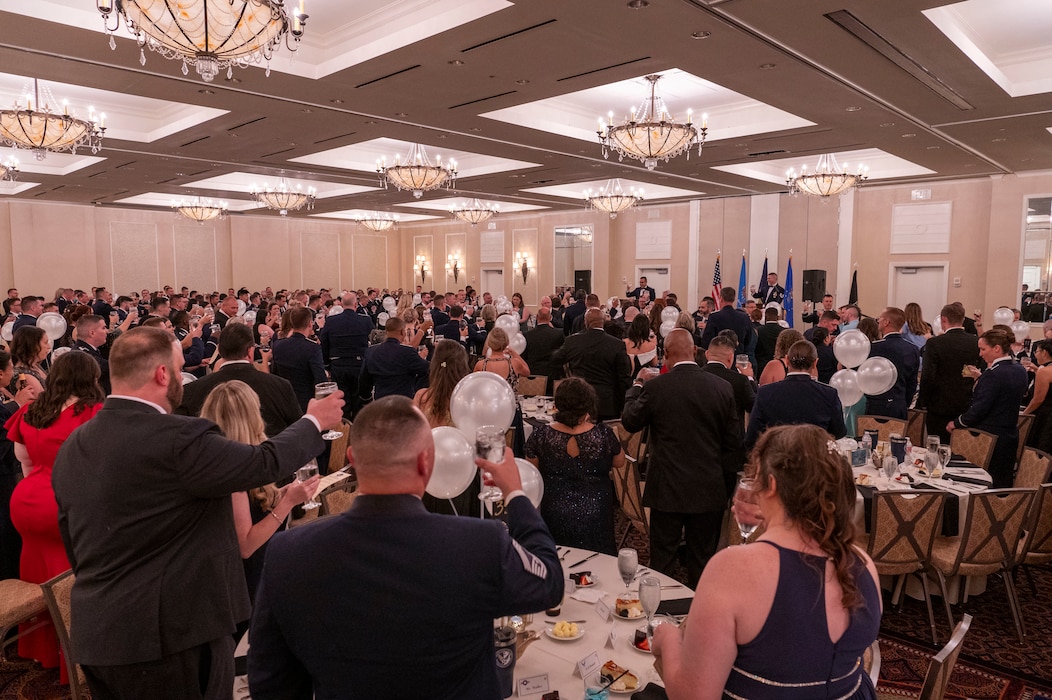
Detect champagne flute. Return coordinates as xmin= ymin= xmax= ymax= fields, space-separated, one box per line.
xmin=617 ymin=548 xmax=638 ymax=596
xmin=297 ymin=460 xmax=320 ymax=510
xmin=314 ymin=382 xmax=343 ymax=440
xmin=733 ymin=477 xmax=760 ymax=544
xmin=639 ymin=576 xmax=661 ymax=632
xmin=937 ymin=444 xmax=952 ymax=475
xmin=476 ymin=425 xmax=506 ymax=502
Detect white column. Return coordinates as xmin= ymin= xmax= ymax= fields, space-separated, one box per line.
xmin=687 ymin=200 xmax=700 ymax=310
xmin=836 ymin=189 xmax=855 ymax=305
xmin=749 ymin=194 xmax=780 ymax=284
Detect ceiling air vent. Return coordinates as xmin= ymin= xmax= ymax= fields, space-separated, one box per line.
xmin=558 ymin=57 xmax=651 ymax=82
xmin=355 ymin=65 xmax=421 ymax=89
xmin=748 ymin=150 xmax=787 ymax=158
xmin=461 ymin=19 xmax=557 ymax=53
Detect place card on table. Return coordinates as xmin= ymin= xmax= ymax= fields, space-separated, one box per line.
xmin=517 ymin=673 xmax=550 ymax=696
xmin=606 ymin=624 xmax=617 ymax=649
xmin=594 ymin=598 xmax=613 ymax=622
xmin=573 ymin=651 xmax=602 ymax=679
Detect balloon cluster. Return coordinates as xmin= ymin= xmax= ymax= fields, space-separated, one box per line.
xmin=494 ymin=295 xmax=513 ymax=315
xmin=493 ymin=313 xmax=527 ymax=355
xmin=829 ymin=329 xmax=897 ymax=407
xmin=659 ymin=305 xmax=678 ymax=338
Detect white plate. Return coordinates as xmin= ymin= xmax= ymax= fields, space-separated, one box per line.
xmin=574 ymin=575 xmax=598 ymax=588
xmin=602 ymin=669 xmax=642 ymax=694
xmin=630 ymin=628 xmax=652 ymax=654
xmin=545 ymin=626 xmax=585 ymax=641
xmin=614 ymin=609 xmax=646 ymax=622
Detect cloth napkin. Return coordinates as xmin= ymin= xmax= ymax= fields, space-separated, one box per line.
xmin=943 ymin=473 xmax=988 ymax=487
xmin=570 ymin=589 xmax=605 ymax=603
xmin=655 ymin=598 xmax=692 ymax=616
xmin=632 ymin=682 xmax=670 ymax=700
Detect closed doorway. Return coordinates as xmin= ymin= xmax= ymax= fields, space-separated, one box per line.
xmin=890 ymin=264 xmax=947 ymax=323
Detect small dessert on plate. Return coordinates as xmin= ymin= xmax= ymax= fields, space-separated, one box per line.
xmin=601 ymin=660 xmax=639 ymax=693
xmin=615 ymin=597 xmax=644 ymax=619
xmin=547 ymin=620 xmax=582 ymax=640
xmin=570 ymin=571 xmax=596 ymax=587
xmin=632 ymin=627 xmax=651 ymax=653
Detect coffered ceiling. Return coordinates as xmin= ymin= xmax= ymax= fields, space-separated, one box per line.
xmin=1 ymin=0 xmax=1051 ymax=221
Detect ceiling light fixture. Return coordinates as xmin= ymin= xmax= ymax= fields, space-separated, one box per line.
xmin=250 ymin=173 xmax=316 ymax=216
xmin=0 ymin=79 xmax=105 ymax=160
xmin=598 ymin=74 xmax=706 ymax=171
xmin=377 ymin=143 xmax=456 ymax=199
xmin=786 ymin=153 xmax=868 ymax=198
xmin=584 ymin=179 xmax=643 ymax=218
xmin=0 ymin=156 xmax=18 ymax=182
xmin=173 ymin=196 xmax=228 ymax=223
xmin=450 ymin=198 xmax=499 ymax=226
xmin=97 ymin=0 xmax=308 ymax=82
xmin=353 ymin=211 xmax=398 ymax=232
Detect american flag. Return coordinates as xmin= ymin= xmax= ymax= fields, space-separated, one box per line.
xmin=712 ymin=254 xmax=722 ymax=301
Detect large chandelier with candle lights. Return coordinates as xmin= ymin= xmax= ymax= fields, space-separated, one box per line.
xmin=377 ymin=143 xmax=456 ymax=199
xmin=0 ymin=80 xmax=105 ymax=160
xmin=353 ymin=211 xmax=398 ymax=232
xmin=584 ymin=179 xmax=643 ymax=219
xmin=0 ymin=157 xmax=17 ymax=182
xmin=450 ymin=198 xmax=499 ymax=226
xmin=251 ymin=174 xmax=316 ymax=216
xmin=97 ymin=0 xmax=309 ymax=82
xmin=786 ymin=153 xmax=868 ymax=198
xmin=173 ymin=196 xmax=228 ymax=223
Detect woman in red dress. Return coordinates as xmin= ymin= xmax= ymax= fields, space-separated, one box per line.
xmin=6 ymin=351 xmax=104 ymax=682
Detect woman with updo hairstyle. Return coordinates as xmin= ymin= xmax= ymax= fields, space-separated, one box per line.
xmin=474 ymin=327 xmax=529 ymax=393
xmin=653 ymin=424 xmax=881 ymax=700
xmin=624 ymin=314 xmax=658 ymax=378
xmin=949 ymin=327 xmax=1028 ymax=487
xmin=525 ymin=377 xmax=623 ymax=553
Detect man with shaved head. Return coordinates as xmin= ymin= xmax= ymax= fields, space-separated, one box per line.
xmin=622 ymin=328 xmax=739 ymax=588
xmin=550 ymin=307 xmax=632 ymax=420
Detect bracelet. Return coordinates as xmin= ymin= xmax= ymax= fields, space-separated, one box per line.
xmin=269 ymin=511 xmax=283 ymax=524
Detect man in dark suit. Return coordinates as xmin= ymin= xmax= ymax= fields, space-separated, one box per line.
xmin=550 ymin=309 xmax=632 ymax=420
xmin=745 ymin=340 xmax=846 ymax=448
xmin=626 ymin=275 xmax=657 ymax=305
xmin=569 ymin=293 xmax=601 ymax=334
xmin=177 ymin=323 xmax=302 ymax=436
xmin=72 ymin=314 xmax=111 ymax=394
xmin=271 ymin=306 xmax=327 ymax=412
xmin=11 ymin=296 xmax=41 ymax=332
xmin=318 ymin=292 xmax=374 ymax=418
xmin=867 ymin=306 xmax=921 ymax=420
xmin=699 ymin=287 xmax=754 ymax=354
xmin=247 ymin=396 xmax=562 ymax=700
xmin=917 ymin=303 xmax=980 ymax=442
xmin=561 ymin=290 xmax=587 ymax=336
xmin=702 ymin=334 xmax=756 ymax=492
xmin=359 ymin=316 xmax=430 ymax=402
xmin=622 ymin=329 xmax=738 ymax=587
xmin=214 ymin=295 xmax=240 ymax=329
xmin=435 ymin=304 xmax=483 ymax=351
xmin=801 ymin=293 xmax=835 ymax=327
xmin=522 ymin=306 xmax=564 ymax=393
xmin=429 ymin=295 xmax=451 ymax=328
xmin=752 ymin=272 xmax=785 ymax=306
xmin=754 ymin=307 xmax=784 ymax=369
xmin=52 ymin=326 xmax=344 ymax=700
xmin=90 ymin=287 xmax=115 ymax=322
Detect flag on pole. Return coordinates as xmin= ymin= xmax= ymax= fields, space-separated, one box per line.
xmin=784 ymin=256 xmax=795 ymax=327
xmin=737 ymin=253 xmax=748 ymax=308
xmin=711 ymin=253 xmax=722 ymax=301
xmin=756 ymin=256 xmax=770 ymax=303
xmin=849 ymin=267 xmax=858 ymax=305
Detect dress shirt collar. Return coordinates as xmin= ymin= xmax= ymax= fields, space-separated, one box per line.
xmin=787 ymin=371 xmax=812 ymax=377
xmin=108 ymin=394 xmax=167 ymax=414
xmin=221 ymin=360 xmax=252 ymax=367
xmin=989 ymin=356 xmax=1013 ymax=368
xmin=673 ymin=360 xmax=697 ymax=368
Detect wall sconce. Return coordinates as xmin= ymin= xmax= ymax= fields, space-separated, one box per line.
xmin=515 ymin=251 xmax=531 ymax=284
xmin=445 ymin=253 xmax=461 ymax=283
xmin=416 ymin=254 xmax=429 ymax=283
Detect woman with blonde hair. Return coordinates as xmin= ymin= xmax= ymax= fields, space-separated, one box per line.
xmin=759 ymin=328 xmax=804 ymax=386
xmin=200 ymin=380 xmax=319 ymax=601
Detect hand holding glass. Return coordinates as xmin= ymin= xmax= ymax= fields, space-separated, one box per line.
xmin=297 ymin=461 xmax=321 ymax=510
xmin=314 ymin=382 xmax=343 ymax=440
xmin=733 ymin=478 xmax=760 ymax=544
xmin=476 ymin=426 xmax=506 ymax=502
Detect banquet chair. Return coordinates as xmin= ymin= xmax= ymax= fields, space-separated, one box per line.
xmin=1016 ymin=482 xmax=1052 ymax=594
xmin=949 ymin=428 xmax=997 ymax=471
xmin=866 ymin=491 xmax=946 ymax=643
xmin=856 ymin=415 xmax=907 ymax=442
xmin=1016 ymin=413 xmax=1036 ymax=465
xmin=917 ymin=614 xmax=973 ymax=700
xmin=39 ymin=570 xmax=88 ymax=700
xmin=0 ymin=578 xmax=49 ymax=657
xmin=608 ymin=420 xmax=647 ymax=469
xmin=613 ymin=442 xmax=649 ymax=548
xmin=906 ymin=408 xmax=927 ymax=447
xmin=1014 ymin=447 xmax=1052 ymax=489
xmin=928 ymin=488 xmax=1035 ymax=642
xmin=326 ymin=420 xmax=353 ymax=473
xmin=516 ymin=375 xmax=547 ymax=397
xmin=320 ymin=479 xmax=359 ymax=516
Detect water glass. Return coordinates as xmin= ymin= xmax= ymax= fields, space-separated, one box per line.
xmin=476 ymin=425 xmax=506 ymax=502
xmin=882 ymin=455 xmax=899 ymax=481
xmin=617 ymin=548 xmax=638 ymax=594
xmin=733 ymin=477 xmax=760 ymax=544
xmin=314 ymin=382 xmax=343 ymax=440
xmin=297 ymin=461 xmax=321 ymax=510
xmin=735 ymin=354 xmax=750 ymax=371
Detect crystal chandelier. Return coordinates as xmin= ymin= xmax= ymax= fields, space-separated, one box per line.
xmin=598 ymin=74 xmax=706 ymax=171
xmin=97 ymin=0 xmax=308 ymax=82
xmin=584 ymin=179 xmax=643 ymax=219
xmin=251 ymin=174 xmax=316 ymax=216
xmin=786 ymin=154 xmax=868 ymax=198
xmin=173 ymin=197 xmax=228 ymax=223
xmin=377 ymin=144 xmax=456 ymax=199
xmin=0 ymin=156 xmax=17 ymax=182
xmin=0 ymin=80 xmax=105 ymax=161
xmin=450 ymin=198 xmax=499 ymax=226
xmin=353 ymin=211 xmax=398 ymax=232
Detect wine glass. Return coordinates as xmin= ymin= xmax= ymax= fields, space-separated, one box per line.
xmin=733 ymin=477 xmax=760 ymax=544
xmin=735 ymin=354 xmax=750 ymax=371
xmin=314 ymin=382 xmax=343 ymax=440
xmin=476 ymin=425 xmax=506 ymax=502
xmin=937 ymin=444 xmax=952 ymax=473
xmin=882 ymin=455 xmax=899 ymax=482
xmin=617 ymin=548 xmax=639 ymax=596
xmin=639 ymin=576 xmax=661 ymax=631
xmin=297 ymin=460 xmax=321 ymax=510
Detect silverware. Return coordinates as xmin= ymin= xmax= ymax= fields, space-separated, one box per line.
xmin=544 ymin=619 xmax=587 ymax=624
xmin=567 ymin=552 xmax=600 ymax=568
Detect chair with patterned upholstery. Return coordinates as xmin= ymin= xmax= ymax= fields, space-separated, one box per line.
xmin=1017 ymin=413 xmax=1036 ymax=466
xmin=918 ymin=614 xmax=973 ymax=700
xmin=1016 ymin=482 xmax=1052 ymax=595
xmin=39 ymin=570 xmax=88 ymax=700
xmin=320 ymin=478 xmax=359 ymax=516
xmin=612 ymin=439 xmax=649 ymax=548
xmin=928 ymin=489 xmax=1035 ymax=642
xmin=906 ymin=408 xmax=927 ymax=447
xmin=867 ymin=491 xmax=947 ymax=643
xmin=516 ymin=375 xmax=548 ymax=397
xmin=0 ymin=578 xmax=49 ymax=659
xmin=949 ymin=427 xmax=997 ymax=471
xmin=1014 ymin=447 xmax=1052 ymax=489
xmin=856 ymin=415 xmax=907 ymax=443
xmin=326 ymin=419 xmax=353 ymax=473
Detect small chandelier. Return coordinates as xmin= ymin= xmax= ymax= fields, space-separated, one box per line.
xmin=377 ymin=144 xmax=456 ymax=199
xmin=416 ymin=255 xmax=429 ymax=283
xmin=584 ymin=179 xmax=643 ymax=219
xmin=598 ymin=74 xmax=706 ymax=171
xmin=515 ymin=251 xmax=531 ymax=284
xmin=97 ymin=0 xmax=308 ymax=82
xmin=0 ymin=156 xmax=17 ymax=182
xmin=445 ymin=253 xmax=461 ymax=283
xmin=173 ymin=196 xmax=228 ymax=223
xmin=251 ymin=174 xmax=316 ymax=216
xmin=450 ymin=198 xmax=499 ymax=226
xmin=786 ymin=153 xmax=868 ymax=198
xmin=353 ymin=211 xmax=398 ymax=232
xmin=0 ymin=80 xmax=105 ymax=161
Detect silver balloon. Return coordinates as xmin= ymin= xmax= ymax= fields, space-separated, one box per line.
xmin=828 ymin=369 xmax=863 ymax=407
xmin=51 ymin=346 xmax=71 ymax=359
xmin=659 ymin=319 xmax=676 ymax=337
xmin=856 ymin=356 xmax=898 ymax=396
xmin=931 ymin=316 xmax=943 ymax=336
xmin=992 ymin=307 xmax=1014 ymax=326
xmin=509 ymin=332 xmax=526 ymax=355
xmin=833 ymin=329 xmax=871 ymax=369
xmin=328 ymin=305 xmax=344 ymax=316
xmin=1011 ymin=320 xmax=1030 ymax=344
xmin=495 ymin=301 xmax=513 ymax=315
xmin=383 ymin=296 xmax=397 ymax=312
xmin=36 ymin=312 xmax=67 ymax=341
xmin=426 ymin=427 xmax=476 ymax=499
xmin=450 ymin=372 xmax=516 ymax=438
xmin=514 ymin=458 xmax=545 ymax=508
xmin=660 ymin=306 xmax=679 ymax=323
xmin=242 ymin=309 xmax=257 ymax=324
xmin=494 ymin=314 xmax=520 ymax=335
xmin=1 ymin=321 xmax=13 ymax=342
xmin=377 ymin=311 xmax=390 ymax=327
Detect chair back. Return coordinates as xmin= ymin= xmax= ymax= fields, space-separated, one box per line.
xmin=607 ymin=420 xmax=647 ymax=467
xmin=906 ymin=408 xmax=927 ymax=447
xmin=552 ymin=378 xmax=567 ymax=395
xmin=867 ymin=491 xmax=945 ymax=575
xmin=918 ymin=614 xmax=972 ymax=700
xmin=1017 ymin=413 xmax=1036 ymax=466
xmin=517 ymin=375 xmax=548 ymax=397
xmin=856 ymin=415 xmax=907 ymax=443
xmin=944 ymin=489 xmax=1035 ymax=576
xmin=1015 ymin=447 xmax=1052 ymax=489
xmin=949 ymin=428 xmax=997 ymax=470
xmin=326 ymin=420 xmax=353 ymax=473
xmin=320 ymin=479 xmax=359 ymax=516
xmin=1021 ymin=482 xmax=1052 ymax=564
xmin=612 ymin=446 xmax=649 ymax=539
xmin=39 ymin=570 xmax=88 ymax=700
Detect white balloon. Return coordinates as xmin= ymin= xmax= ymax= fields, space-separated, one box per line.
xmin=377 ymin=311 xmax=390 ymax=327
xmin=1011 ymin=320 xmax=1030 ymax=344
xmin=828 ymin=369 xmax=863 ymax=407
xmin=856 ymin=356 xmax=898 ymax=396
xmin=659 ymin=319 xmax=676 ymax=337
xmin=1 ymin=321 xmax=13 ymax=342
xmin=833 ymin=329 xmax=871 ymax=369
xmin=51 ymin=346 xmax=71 ymax=359
xmin=777 ymin=319 xmax=790 ymax=329
xmin=426 ymin=427 xmax=477 ymax=499
xmin=496 ymin=295 xmax=509 ymax=304
xmin=413 ymin=293 xmax=422 ymax=305
xmin=242 ymin=309 xmax=257 ymax=325
xmin=237 ymin=299 xmax=247 ymax=317
xmin=514 ymin=458 xmax=545 ymax=508
xmin=36 ymin=312 xmax=67 ymax=341
xmin=509 ymin=332 xmax=526 ymax=355
xmin=383 ymin=296 xmax=397 ymax=312
xmin=660 ymin=306 xmax=679 ymax=323
xmin=494 ymin=314 xmax=520 ymax=335
xmin=931 ymin=316 xmax=943 ymax=336
xmin=181 ymin=371 xmax=198 ymax=385
xmin=328 ymin=305 xmax=344 ymax=316
xmin=495 ymin=301 xmax=513 ymax=315
xmin=992 ymin=307 xmax=1014 ymax=326
xmin=450 ymin=372 xmax=516 ymax=439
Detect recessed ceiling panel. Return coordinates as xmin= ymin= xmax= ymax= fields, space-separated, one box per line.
xmin=521 ymin=178 xmax=702 ymax=201
xmin=311 ymin=209 xmax=439 ymax=222
xmin=0 ymin=147 xmax=104 ymax=176
xmin=113 ymin=192 xmax=260 ymax=211
xmin=397 ymin=197 xmax=547 ymax=213
xmin=181 ymin=171 xmax=376 ymax=199
xmin=712 ymin=149 xmax=935 ymax=186
xmin=0 ymin=180 xmax=41 ymax=196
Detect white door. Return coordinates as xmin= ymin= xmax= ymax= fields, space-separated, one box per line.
xmin=636 ymin=266 xmax=670 ymax=299
xmin=481 ymin=268 xmax=504 ymax=300
xmin=891 ymin=265 xmax=947 ymax=323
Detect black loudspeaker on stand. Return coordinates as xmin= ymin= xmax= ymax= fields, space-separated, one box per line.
xmin=802 ymin=270 xmax=826 ymax=303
